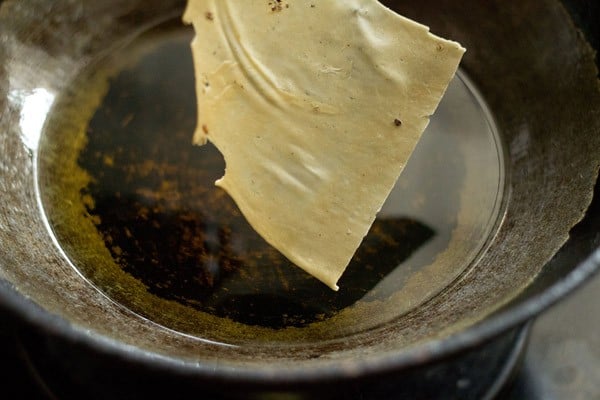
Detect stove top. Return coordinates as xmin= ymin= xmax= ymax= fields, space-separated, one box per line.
xmin=504 ymin=269 xmax=600 ymax=400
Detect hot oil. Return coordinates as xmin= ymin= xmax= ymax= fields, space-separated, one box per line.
xmin=36 ymin=24 xmax=504 ymax=344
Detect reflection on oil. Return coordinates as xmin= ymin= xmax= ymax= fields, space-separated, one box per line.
xmin=9 ymin=88 xmax=55 ymax=152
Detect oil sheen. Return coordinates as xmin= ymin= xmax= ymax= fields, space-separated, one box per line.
xmin=36 ymin=24 xmax=504 ymax=344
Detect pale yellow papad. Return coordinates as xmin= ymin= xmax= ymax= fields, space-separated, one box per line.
xmin=183 ymin=0 xmax=465 ymax=290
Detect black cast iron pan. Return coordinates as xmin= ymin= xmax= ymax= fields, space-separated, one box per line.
xmin=0 ymin=0 xmax=598 ymax=398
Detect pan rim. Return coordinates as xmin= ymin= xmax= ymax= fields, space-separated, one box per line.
xmin=0 ymin=243 xmax=598 ymax=385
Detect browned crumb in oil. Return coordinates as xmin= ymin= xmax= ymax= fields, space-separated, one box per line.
xmin=269 ymin=0 xmax=288 ymax=12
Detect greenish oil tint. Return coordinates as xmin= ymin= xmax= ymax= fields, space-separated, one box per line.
xmin=36 ymin=22 xmax=504 ymax=345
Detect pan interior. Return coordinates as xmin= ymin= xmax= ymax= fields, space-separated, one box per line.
xmin=35 ymin=21 xmax=504 ymax=344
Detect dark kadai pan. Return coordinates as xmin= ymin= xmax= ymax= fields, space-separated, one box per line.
xmin=0 ymin=0 xmax=599 ymax=398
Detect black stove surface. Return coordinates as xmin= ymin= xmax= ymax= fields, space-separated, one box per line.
xmin=504 ymin=269 xmax=600 ymax=400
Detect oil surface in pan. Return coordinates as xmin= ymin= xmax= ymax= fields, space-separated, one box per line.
xmin=36 ymin=22 xmax=505 ymax=344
